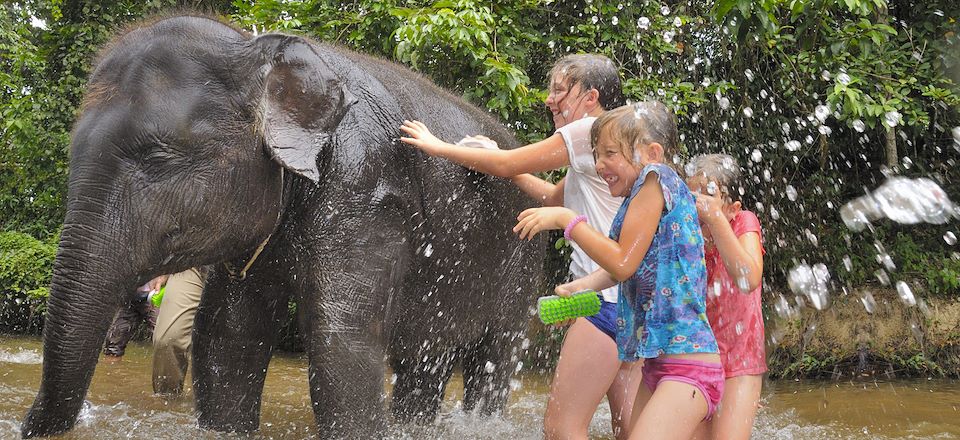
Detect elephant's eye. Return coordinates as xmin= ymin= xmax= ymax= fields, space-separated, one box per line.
xmin=139 ymin=139 xmax=182 ymax=166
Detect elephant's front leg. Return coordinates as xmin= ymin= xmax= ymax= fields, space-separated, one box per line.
xmin=301 ymin=225 xmax=407 ymax=438
xmin=193 ymin=267 xmax=290 ymax=432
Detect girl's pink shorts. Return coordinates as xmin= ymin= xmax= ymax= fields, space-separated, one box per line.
xmin=641 ymin=357 xmax=725 ymax=420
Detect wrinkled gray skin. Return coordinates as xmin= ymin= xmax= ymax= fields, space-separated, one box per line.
xmin=22 ymin=15 xmax=542 ymax=438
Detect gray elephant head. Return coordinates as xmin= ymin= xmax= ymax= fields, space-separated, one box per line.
xmin=22 ymin=16 xmax=356 ymax=437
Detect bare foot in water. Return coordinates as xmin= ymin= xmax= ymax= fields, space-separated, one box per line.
xmin=102 ymin=354 xmax=123 ymax=364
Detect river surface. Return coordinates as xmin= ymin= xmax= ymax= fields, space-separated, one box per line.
xmin=1 ymin=335 xmax=958 ymax=439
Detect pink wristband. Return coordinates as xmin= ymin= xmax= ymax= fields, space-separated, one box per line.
xmin=564 ymin=215 xmax=588 ymax=241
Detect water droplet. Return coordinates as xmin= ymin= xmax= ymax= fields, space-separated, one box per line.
xmin=837 ymin=72 xmax=851 ymax=85
xmin=611 ymin=16 xmax=619 ymax=25
xmin=884 ymin=110 xmax=901 ymax=127
xmin=874 ymin=269 xmax=890 ymax=286
xmin=774 ymin=294 xmax=798 ymax=319
xmin=484 ymin=361 xmax=496 ymax=373
xmin=785 ymin=185 xmax=797 ymax=201
xmin=815 ymin=104 xmax=830 ymax=122
xmin=718 ymin=97 xmax=730 ymax=110
xmin=637 ymin=16 xmax=650 ymax=29
xmin=944 ymin=231 xmax=956 ymax=245
xmin=896 ymin=281 xmax=916 ymax=306
xmin=737 ymin=276 xmax=750 ymax=292
xmin=662 ymin=30 xmax=675 ymax=43
xmin=735 ymin=321 xmax=744 ymax=335
xmin=843 ymin=255 xmax=852 ymax=271
xmin=423 ymin=243 xmax=434 ymax=257
xmin=821 ymin=70 xmax=832 ymax=81
xmin=591 ymin=15 xmax=599 ymax=24
xmin=910 ymin=321 xmax=923 ymax=342
xmin=743 ymin=107 xmax=754 ymax=118
xmin=673 ymin=16 xmax=682 ymax=27
xmin=751 ymin=149 xmax=762 ymax=162
xmin=860 ymin=291 xmax=876 ymax=314
xmin=880 ymin=253 xmax=896 ymax=271
xmin=745 ymin=69 xmax=754 ymax=81
xmin=787 ymin=263 xmax=830 ymax=310
xmin=853 ymin=119 xmax=866 ymax=132
xmin=785 ymin=140 xmax=801 ymax=151
xmin=917 ymin=298 xmax=932 ymax=318
xmin=660 ymin=5 xmax=670 ymax=15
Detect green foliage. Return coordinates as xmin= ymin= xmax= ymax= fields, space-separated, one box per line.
xmin=2 ymin=0 xmax=959 ymax=353
xmin=0 ymin=231 xmax=57 ymax=333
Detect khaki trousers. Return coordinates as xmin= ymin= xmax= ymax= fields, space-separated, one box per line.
xmin=152 ymin=268 xmax=203 ymax=395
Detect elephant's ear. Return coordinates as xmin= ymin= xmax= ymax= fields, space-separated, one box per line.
xmin=255 ymin=34 xmax=357 ymax=183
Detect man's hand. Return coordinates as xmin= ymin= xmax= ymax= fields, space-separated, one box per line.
xmin=146 ymin=274 xmax=169 ymax=292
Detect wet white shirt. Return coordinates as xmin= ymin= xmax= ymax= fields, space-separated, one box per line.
xmin=556 ymin=117 xmax=624 ymax=303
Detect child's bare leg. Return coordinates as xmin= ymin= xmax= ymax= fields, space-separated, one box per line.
xmin=628 ymin=377 xmax=653 ymax=432
xmin=543 ymin=318 xmax=621 ymax=440
xmin=606 ymin=360 xmax=643 ymax=440
xmin=689 ymin=419 xmax=712 ymax=440
xmin=629 ymin=381 xmax=708 ymax=440
xmin=711 ymin=375 xmax=762 ymax=440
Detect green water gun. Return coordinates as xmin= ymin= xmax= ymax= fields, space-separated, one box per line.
xmin=537 ymin=291 xmax=602 ymax=325
xmin=147 ymin=285 xmax=166 ymax=308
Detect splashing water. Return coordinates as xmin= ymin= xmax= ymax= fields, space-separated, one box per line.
xmin=814 ymin=104 xmax=830 ymax=122
xmin=840 ymin=176 xmax=957 ymax=232
xmin=852 ymin=119 xmax=866 ymax=132
xmin=895 ymin=281 xmax=916 ymax=306
xmin=0 ymin=348 xmax=42 ymax=364
xmin=636 ymin=16 xmax=650 ymax=30
xmin=859 ymin=291 xmax=877 ymax=314
xmin=884 ymin=110 xmax=901 ymax=127
xmin=837 ymin=72 xmax=851 ymax=85
xmin=787 ymin=263 xmax=831 ymax=310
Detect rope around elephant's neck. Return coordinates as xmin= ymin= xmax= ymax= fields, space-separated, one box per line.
xmin=225 ymin=167 xmax=284 ymax=280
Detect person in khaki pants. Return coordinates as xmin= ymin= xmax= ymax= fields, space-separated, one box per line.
xmin=152 ymin=268 xmax=204 ymax=395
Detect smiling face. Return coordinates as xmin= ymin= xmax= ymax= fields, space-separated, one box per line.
xmin=544 ymin=73 xmax=594 ymax=129
xmin=592 ymin=127 xmax=642 ymax=197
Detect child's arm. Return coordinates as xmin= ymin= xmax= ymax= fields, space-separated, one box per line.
xmin=399 ymin=120 xmax=569 ymax=177
xmin=696 ymin=194 xmax=763 ymax=292
xmin=515 ymin=173 xmax=664 ymax=281
xmin=555 ymin=268 xmax=618 ymax=296
xmin=510 ymin=175 xmax=565 ymax=206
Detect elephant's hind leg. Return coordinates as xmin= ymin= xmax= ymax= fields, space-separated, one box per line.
xmin=391 ymin=352 xmax=455 ymax=423
xmin=462 ymin=331 xmax=523 ymax=416
xmin=193 ymin=268 xmax=290 ymax=432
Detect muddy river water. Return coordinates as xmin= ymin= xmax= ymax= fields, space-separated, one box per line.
xmin=1 ymin=336 xmax=957 ymax=439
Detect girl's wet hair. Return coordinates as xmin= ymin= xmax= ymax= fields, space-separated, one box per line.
xmin=685 ymin=153 xmax=742 ymax=201
xmin=549 ymin=54 xmax=625 ymax=110
xmin=590 ymin=101 xmax=679 ymax=167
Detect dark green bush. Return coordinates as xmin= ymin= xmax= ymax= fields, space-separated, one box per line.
xmin=0 ymin=231 xmax=57 ymax=333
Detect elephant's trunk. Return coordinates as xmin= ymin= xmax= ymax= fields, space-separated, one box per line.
xmin=21 ymin=223 xmax=137 ymax=438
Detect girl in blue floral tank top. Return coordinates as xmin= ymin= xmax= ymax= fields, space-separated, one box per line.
xmin=513 ymin=102 xmax=724 ymax=437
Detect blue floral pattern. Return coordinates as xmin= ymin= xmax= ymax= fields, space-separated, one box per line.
xmin=610 ymin=164 xmax=718 ymax=360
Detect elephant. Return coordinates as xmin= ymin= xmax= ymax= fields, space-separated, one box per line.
xmin=21 ymin=14 xmax=544 ymax=438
